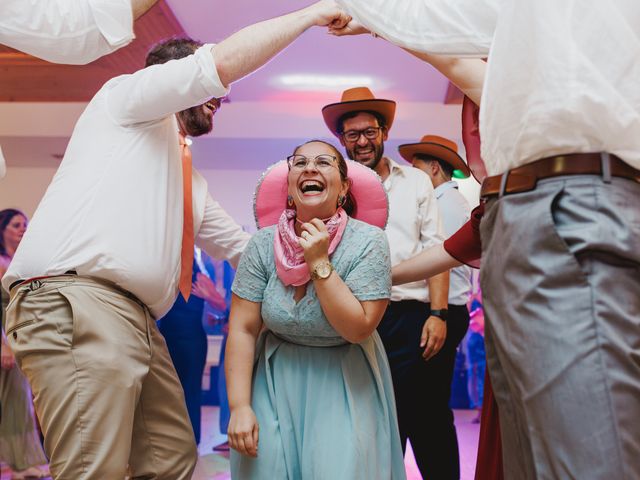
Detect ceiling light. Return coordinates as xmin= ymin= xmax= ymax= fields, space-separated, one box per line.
xmin=275 ymin=74 xmax=379 ymax=91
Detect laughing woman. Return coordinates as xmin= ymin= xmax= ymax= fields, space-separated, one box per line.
xmin=226 ymin=140 xmax=406 ymax=479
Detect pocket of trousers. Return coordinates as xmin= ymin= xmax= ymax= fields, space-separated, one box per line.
xmin=6 ymin=288 xmax=76 ymax=362
xmin=546 ymin=185 xmax=594 ymax=279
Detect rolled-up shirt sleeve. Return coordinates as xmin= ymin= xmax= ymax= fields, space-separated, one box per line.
xmin=105 ymin=44 xmax=230 ymax=126
xmin=336 ymin=0 xmax=499 ymax=56
xmin=196 ymin=194 xmax=251 ymax=269
xmin=0 ymin=0 xmax=134 ymax=65
xmin=443 ymin=203 xmax=484 ymax=268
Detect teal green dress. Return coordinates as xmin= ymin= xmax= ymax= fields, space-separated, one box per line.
xmin=230 ymin=219 xmax=406 ymax=480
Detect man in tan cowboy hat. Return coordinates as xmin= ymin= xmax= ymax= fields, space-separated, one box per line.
xmin=322 ymin=87 xmax=457 ymax=479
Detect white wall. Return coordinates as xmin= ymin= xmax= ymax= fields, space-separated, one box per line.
xmin=0 ymin=166 xmax=57 ymax=217
xmin=200 ymin=168 xmax=264 ymax=230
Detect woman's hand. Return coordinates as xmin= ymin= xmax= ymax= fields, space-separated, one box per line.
xmin=298 ymin=218 xmax=330 ymax=268
xmin=191 ymin=273 xmax=227 ymax=311
xmin=1 ymin=340 xmax=16 ymax=370
xmin=228 ymin=405 xmax=259 ymax=457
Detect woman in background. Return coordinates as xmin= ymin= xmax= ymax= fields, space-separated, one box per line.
xmin=0 ymin=209 xmax=49 ymax=480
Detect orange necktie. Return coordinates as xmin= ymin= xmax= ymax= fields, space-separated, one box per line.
xmin=179 ymin=134 xmax=194 ymax=301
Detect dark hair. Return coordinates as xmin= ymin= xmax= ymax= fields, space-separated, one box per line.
xmin=336 ymin=110 xmax=387 ymax=135
xmin=0 ymin=208 xmax=27 ymax=257
xmin=145 ymin=37 xmax=204 ymax=67
xmin=413 ymin=154 xmax=455 ymax=179
xmin=291 ymin=140 xmax=357 ymax=217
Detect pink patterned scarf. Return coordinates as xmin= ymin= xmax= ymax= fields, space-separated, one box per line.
xmin=274 ymin=208 xmax=348 ymax=286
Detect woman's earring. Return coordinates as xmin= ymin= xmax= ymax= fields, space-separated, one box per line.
xmin=287 ymin=195 xmax=294 ymax=207
xmin=337 ymin=195 xmax=345 ymax=207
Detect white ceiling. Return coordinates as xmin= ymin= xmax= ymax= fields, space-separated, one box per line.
xmin=165 ymin=0 xmax=450 ymax=104
xmin=1 ymin=2 xmax=460 ymax=175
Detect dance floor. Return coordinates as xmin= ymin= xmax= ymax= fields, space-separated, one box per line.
xmin=193 ymin=407 xmax=480 ymax=480
xmin=1 ymin=408 xmax=479 ymax=479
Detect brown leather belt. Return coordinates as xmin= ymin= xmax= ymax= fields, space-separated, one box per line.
xmin=480 ymin=153 xmax=640 ymax=199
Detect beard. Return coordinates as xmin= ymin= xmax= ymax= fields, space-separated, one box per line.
xmin=177 ymin=105 xmax=213 ymax=137
xmin=345 ymin=141 xmax=385 ymax=171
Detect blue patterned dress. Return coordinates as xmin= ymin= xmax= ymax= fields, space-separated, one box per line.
xmin=230 ymin=218 xmax=406 ymax=479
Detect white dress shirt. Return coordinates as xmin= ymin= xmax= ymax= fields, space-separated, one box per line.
xmin=434 ymin=181 xmax=471 ymax=305
xmin=338 ymin=0 xmax=640 ymax=175
xmin=383 ymin=158 xmax=444 ymax=302
xmin=2 ymin=44 xmax=251 ymax=319
xmin=0 ymin=0 xmax=134 ymax=64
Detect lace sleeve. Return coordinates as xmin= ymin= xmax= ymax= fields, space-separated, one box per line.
xmin=344 ymin=227 xmax=391 ymax=301
xmin=231 ymin=230 xmax=270 ymax=303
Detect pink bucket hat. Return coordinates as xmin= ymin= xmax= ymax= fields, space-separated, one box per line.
xmin=254 ymin=159 xmax=389 ymax=230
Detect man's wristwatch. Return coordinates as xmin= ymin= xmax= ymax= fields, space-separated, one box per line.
xmin=430 ymin=309 xmax=449 ymax=322
xmin=310 ymin=261 xmax=334 ymax=281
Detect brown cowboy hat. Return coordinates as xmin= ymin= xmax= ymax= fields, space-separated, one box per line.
xmin=322 ymin=87 xmax=396 ymax=138
xmin=398 ymin=135 xmax=471 ymax=178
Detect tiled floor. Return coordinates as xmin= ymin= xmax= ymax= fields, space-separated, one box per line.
xmin=1 ymin=408 xmax=480 ymax=479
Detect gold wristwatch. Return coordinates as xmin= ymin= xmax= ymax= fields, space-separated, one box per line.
xmin=310 ymin=261 xmax=334 ymax=281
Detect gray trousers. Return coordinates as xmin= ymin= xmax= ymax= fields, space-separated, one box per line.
xmin=480 ymin=175 xmax=640 ymax=480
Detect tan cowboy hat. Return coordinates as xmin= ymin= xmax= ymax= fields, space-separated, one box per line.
xmin=322 ymin=87 xmax=396 ymax=138
xmin=398 ymin=135 xmax=471 ymax=178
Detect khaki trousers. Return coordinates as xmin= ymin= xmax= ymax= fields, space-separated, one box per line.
xmin=5 ymin=275 xmax=197 ymax=480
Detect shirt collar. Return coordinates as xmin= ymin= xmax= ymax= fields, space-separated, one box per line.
xmin=434 ymin=180 xmax=459 ymax=199
xmin=385 ymin=157 xmax=406 ymax=177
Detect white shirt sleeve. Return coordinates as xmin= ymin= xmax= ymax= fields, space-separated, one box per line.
xmin=195 ymin=194 xmax=251 ymax=270
xmin=105 ymin=44 xmax=230 ymax=126
xmin=0 ymin=0 xmax=134 ymax=65
xmin=417 ymin=176 xmax=446 ymax=249
xmin=336 ymin=0 xmax=499 ymax=56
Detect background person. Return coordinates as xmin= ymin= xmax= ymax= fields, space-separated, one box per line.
xmin=0 ymin=209 xmax=49 ymax=480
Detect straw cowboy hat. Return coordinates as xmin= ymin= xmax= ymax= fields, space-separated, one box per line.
xmin=398 ymin=135 xmax=471 ymax=178
xmin=322 ymin=87 xmax=396 ymax=138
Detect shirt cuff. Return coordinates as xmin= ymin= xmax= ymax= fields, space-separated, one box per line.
xmin=196 ymin=44 xmax=231 ymax=98
xmin=443 ymin=203 xmax=484 ymax=268
xmin=88 ymin=0 xmax=135 ymax=48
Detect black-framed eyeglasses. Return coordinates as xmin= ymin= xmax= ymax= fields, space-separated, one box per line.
xmin=341 ymin=126 xmax=383 ymax=143
xmin=287 ymin=154 xmax=338 ymax=171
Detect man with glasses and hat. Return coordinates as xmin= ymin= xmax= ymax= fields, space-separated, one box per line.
xmin=322 ymin=87 xmax=457 ymax=479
